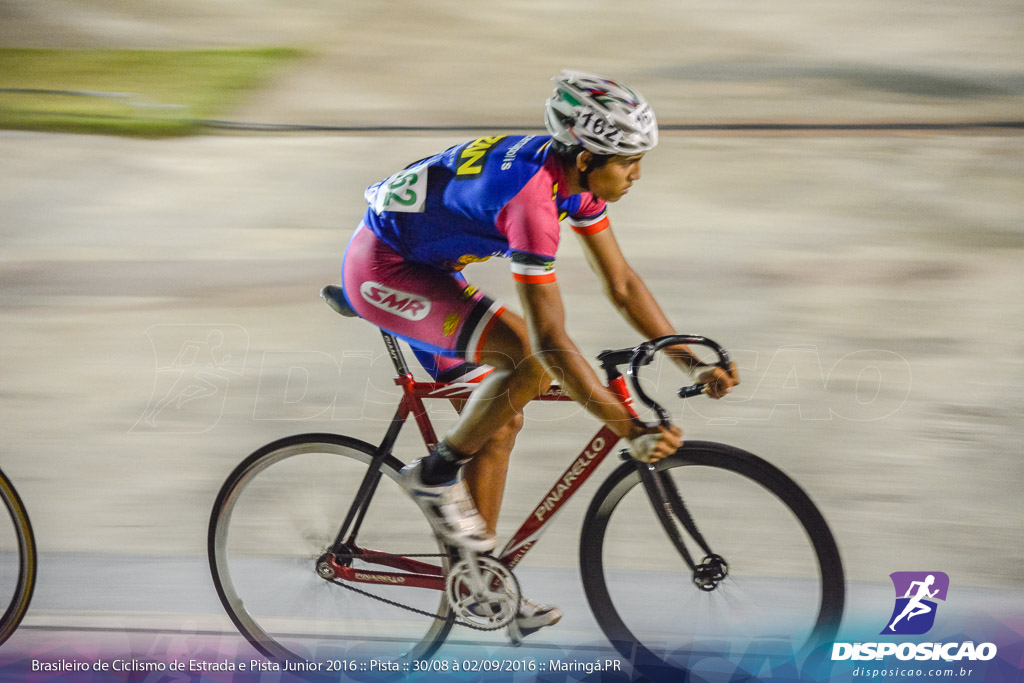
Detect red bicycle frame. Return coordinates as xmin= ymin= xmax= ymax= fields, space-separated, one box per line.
xmin=324 ymin=330 xmax=640 ymax=591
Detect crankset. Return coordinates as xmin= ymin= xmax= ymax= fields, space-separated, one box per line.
xmin=316 ymin=549 xmax=520 ymax=634
xmin=446 ymin=553 xmax=522 ymax=631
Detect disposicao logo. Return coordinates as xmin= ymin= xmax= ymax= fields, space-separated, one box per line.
xmin=831 ymin=571 xmax=997 ymax=662
xmin=882 ymin=571 xmax=949 ymax=635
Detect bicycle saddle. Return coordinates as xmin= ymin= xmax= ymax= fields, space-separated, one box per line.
xmin=320 ymin=284 xmax=358 ymax=317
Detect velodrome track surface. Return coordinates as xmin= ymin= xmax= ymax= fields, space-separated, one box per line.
xmin=1 ymin=130 xmax=1021 ymax=657
xmin=0 ymin=0 xmax=1022 ymax=665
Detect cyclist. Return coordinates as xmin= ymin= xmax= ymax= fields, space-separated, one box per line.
xmin=340 ymin=69 xmax=739 ymax=635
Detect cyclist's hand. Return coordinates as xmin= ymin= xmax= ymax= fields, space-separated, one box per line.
xmin=628 ymin=424 xmax=682 ymax=463
xmin=697 ymin=362 xmax=740 ymax=400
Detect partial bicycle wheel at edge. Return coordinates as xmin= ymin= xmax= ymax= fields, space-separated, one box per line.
xmin=0 ymin=468 xmax=36 ymax=648
xmin=580 ymin=441 xmax=844 ymax=673
xmin=208 ymin=433 xmax=453 ymax=664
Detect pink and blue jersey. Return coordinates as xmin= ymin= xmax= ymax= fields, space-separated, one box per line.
xmin=362 ymin=135 xmax=608 ymax=284
xmin=343 ymin=134 xmax=611 ymax=377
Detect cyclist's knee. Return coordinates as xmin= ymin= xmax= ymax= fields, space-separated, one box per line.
xmin=463 ymin=414 xmax=522 ymax=464
xmin=512 ymin=353 xmax=550 ymax=390
xmin=478 ymin=313 xmax=532 ymax=370
xmin=474 ymin=313 xmax=551 ymax=394
xmin=500 ymin=411 xmax=525 ymax=437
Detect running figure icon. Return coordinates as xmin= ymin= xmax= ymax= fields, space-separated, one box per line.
xmin=134 ymin=324 xmax=249 ymax=433
xmin=142 ymin=330 xmax=232 ymax=426
xmin=888 ymin=575 xmax=938 ymax=631
xmin=882 ymin=571 xmax=949 ymax=635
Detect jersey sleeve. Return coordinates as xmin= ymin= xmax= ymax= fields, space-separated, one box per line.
xmin=496 ymin=170 xmax=562 ymax=284
xmin=509 ymin=252 xmax=556 ymax=284
xmin=568 ymin=193 xmax=609 ymax=236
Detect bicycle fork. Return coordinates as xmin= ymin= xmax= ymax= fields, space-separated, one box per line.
xmin=632 ymin=455 xmax=729 ymax=591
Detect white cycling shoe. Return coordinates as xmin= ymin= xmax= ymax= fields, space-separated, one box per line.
xmin=469 ymin=597 xmax=563 ymax=641
xmin=401 ymin=459 xmax=496 ymax=553
xmin=513 ymin=598 xmax=563 ymax=638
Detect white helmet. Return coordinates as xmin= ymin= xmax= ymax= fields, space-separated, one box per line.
xmin=544 ymin=69 xmax=658 ymax=156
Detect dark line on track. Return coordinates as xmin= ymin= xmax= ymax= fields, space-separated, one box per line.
xmin=200 ymin=119 xmax=1024 ymax=134
xmin=4 ymin=91 xmax=1021 ymax=133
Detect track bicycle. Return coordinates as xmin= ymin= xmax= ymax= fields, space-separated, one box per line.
xmin=208 ymin=284 xmax=844 ymax=672
xmin=0 ymin=467 xmax=36 ymax=648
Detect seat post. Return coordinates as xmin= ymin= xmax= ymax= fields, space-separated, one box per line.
xmin=321 ymin=284 xmax=412 ymax=377
xmin=380 ymin=330 xmax=411 ymax=376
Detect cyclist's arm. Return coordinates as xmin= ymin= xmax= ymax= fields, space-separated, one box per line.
xmin=514 ymin=278 xmax=639 ymax=439
xmin=576 ymin=225 xmax=739 ymax=396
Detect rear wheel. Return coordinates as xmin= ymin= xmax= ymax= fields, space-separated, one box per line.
xmin=580 ymin=441 xmax=844 ymax=672
xmin=208 ymin=434 xmax=453 ymax=665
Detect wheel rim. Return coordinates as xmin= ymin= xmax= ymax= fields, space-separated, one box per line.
xmin=210 ymin=438 xmax=451 ymax=663
xmin=0 ymin=471 xmax=35 ymax=646
xmin=582 ymin=446 xmax=843 ymax=670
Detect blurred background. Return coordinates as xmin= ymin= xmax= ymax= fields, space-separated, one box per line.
xmin=0 ymin=0 xmax=1021 ymax=662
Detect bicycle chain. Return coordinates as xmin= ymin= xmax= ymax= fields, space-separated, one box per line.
xmin=328 ymin=552 xmax=508 ymax=632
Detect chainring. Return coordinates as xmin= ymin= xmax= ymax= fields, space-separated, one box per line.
xmin=445 ymin=555 xmax=521 ymax=630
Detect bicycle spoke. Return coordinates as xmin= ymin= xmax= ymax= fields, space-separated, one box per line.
xmin=581 ymin=443 xmax=843 ymax=670
xmin=209 ymin=436 xmax=452 ymax=663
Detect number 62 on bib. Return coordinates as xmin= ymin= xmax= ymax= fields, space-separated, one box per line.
xmin=365 ymin=164 xmax=429 ymax=215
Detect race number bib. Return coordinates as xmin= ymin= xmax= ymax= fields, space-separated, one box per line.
xmin=365 ymin=163 xmax=429 ymax=215
xmin=575 ymin=110 xmax=623 ymax=147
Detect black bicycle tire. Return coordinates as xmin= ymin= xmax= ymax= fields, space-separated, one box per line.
xmin=0 ymin=468 xmax=36 ymax=648
xmin=207 ymin=432 xmax=454 ymax=663
xmin=579 ymin=440 xmax=844 ymax=674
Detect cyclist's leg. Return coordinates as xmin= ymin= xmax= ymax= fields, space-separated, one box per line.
xmin=443 ymin=309 xmax=551 ymax=456
xmin=345 ymin=231 xmax=559 ymax=630
xmin=342 ymin=227 xmax=524 ymax=540
xmin=342 ymin=224 xmax=548 ymax=460
xmin=461 ymin=414 xmax=521 ymax=535
xmin=411 ymin=351 xmax=522 ymax=535
xmin=342 ymin=225 xmax=552 ymax=552
xmin=424 ymin=357 xmax=560 ymax=635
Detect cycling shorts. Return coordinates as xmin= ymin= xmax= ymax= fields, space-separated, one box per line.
xmin=341 ymin=224 xmax=505 ymax=378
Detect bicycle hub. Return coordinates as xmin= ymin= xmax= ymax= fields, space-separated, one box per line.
xmin=692 ymin=554 xmax=729 ymax=591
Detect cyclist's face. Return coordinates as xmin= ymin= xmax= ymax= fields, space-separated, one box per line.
xmin=585 ymin=153 xmax=644 ymax=202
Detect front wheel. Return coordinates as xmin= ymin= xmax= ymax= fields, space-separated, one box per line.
xmin=580 ymin=441 xmax=844 ymax=672
xmin=208 ymin=433 xmax=453 ymax=665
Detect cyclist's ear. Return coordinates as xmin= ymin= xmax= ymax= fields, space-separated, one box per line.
xmin=576 ymin=151 xmax=593 ymax=173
